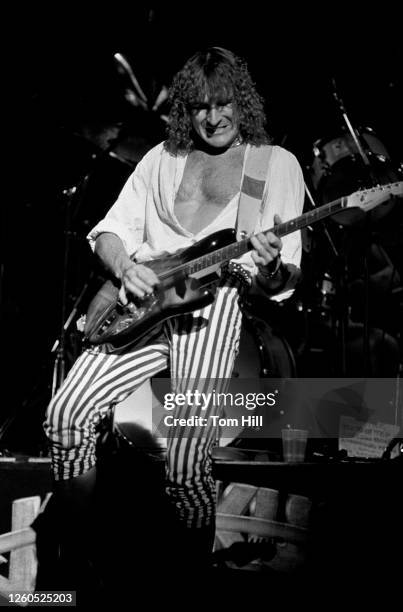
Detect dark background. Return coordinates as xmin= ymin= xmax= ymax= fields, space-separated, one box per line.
xmin=1 ymin=5 xmax=402 ymax=454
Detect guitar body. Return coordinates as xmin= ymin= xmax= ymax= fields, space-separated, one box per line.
xmin=84 ymin=228 xmax=236 ymax=351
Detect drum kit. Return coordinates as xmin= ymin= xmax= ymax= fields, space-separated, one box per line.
xmin=298 ymin=83 xmax=403 ymax=381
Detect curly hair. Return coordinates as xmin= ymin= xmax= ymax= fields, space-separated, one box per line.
xmin=165 ymin=47 xmax=270 ymax=154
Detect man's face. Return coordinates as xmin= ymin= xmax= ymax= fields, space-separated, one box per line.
xmin=190 ymin=96 xmax=239 ymax=150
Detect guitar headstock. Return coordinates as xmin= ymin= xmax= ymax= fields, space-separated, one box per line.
xmin=346 ymin=181 xmax=403 ymax=212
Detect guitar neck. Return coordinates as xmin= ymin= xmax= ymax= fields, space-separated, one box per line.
xmin=266 ymin=195 xmax=347 ymax=239
xmin=185 ymin=195 xmax=347 ymax=275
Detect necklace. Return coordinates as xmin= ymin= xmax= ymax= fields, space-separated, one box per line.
xmin=230 ymin=136 xmax=243 ymax=148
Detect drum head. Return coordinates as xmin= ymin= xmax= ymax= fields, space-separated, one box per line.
xmin=219 ymin=314 xmax=297 ymax=446
xmin=113 ymin=381 xmax=166 ymax=453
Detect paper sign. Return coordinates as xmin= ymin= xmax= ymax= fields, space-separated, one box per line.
xmin=339 ymin=416 xmax=400 ymax=458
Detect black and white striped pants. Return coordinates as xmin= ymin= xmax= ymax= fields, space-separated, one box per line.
xmin=45 ymin=279 xmax=245 ymax=528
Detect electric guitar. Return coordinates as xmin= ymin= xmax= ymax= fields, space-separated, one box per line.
xmin=83 ymin=181 xmax=402 ymax=351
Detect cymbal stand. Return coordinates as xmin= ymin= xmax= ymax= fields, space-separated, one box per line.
xmin=331 ymin=78 xmax=379 ymax=376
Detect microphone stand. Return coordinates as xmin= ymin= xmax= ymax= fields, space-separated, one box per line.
xmin=304 ymin=182 xmax=348 ymax=375
xmin=51 ymin=271 xmax=93 ymax=396
xmin=331 ymin=78 xmax=379 ymax=186
xmin=50 ymin=128 xmax=130 ymax=396
xmin=50 ymin=184 xmax=76 ymax=396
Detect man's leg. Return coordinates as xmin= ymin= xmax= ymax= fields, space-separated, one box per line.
xmin=165 ymin=283 xmax=244 ymax=570
xmin=45 ymin=342 xmax=169 ymax=480
xmin=33 ymin=341 xmax=169 ymax=592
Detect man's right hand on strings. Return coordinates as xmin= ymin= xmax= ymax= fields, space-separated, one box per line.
xmin=94 ymin=232 xmax=160 ymax=304
xmin=118 ymin=262 xmax=160 ymax=304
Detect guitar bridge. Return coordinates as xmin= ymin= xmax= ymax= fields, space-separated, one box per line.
xmin=109 ymin=294 xmax=159 ymax=336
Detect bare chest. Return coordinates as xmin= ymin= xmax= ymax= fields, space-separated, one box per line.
xmin=174 ymin=147 xmax=245 ymax=234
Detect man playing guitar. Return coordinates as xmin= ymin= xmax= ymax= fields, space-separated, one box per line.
xmin=39 ymin=47 xmax=305 ymax=577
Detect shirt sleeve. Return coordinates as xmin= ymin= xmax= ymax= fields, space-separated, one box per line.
xmin=87 ymin=143 xmax=162 ymax=256
xmin=258 ymin=146 xmax=305 ymax=301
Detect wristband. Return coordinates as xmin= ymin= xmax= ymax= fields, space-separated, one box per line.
xmin=257 ymin=255 xmax=282 ymax=279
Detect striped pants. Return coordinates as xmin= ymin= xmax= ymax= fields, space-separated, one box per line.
xmin=45 ymin=279 xmax=244 ymax=528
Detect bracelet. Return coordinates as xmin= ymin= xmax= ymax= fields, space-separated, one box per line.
xmin=257 ymin=256 xmax=282 ymax=279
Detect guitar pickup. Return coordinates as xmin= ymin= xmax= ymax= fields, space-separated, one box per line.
xmin=125 ymin=302 xmax=137 ymax=313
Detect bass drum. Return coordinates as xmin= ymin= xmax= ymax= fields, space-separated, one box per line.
xmin=310 ymin=127 xmax=400 ymax=225
xmin=232 ymin=312 xmax=296 ymax=379
xmin=112 ymin=375 xmax=167 ymax=455
xmin=113 ymin=314 xmax=297 ymax=451
xmin=214 ymin=312 xmax=297 ymax=448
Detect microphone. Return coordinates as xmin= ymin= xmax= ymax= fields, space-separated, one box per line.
xmin=152 ymin=85 xmax=169 ymax=111
xmin=113 ymin=52 xmax=148 ymax=110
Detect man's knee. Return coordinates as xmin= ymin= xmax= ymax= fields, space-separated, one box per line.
xmin=44 ymin=395 xmax=92 ymax=450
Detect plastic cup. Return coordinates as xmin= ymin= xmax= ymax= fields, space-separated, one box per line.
xmin=281 ymin=428 xmax=308 ymax=462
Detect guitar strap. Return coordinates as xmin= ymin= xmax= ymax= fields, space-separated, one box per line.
xmin=236 ymin=145 xmax=273 ymax=241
